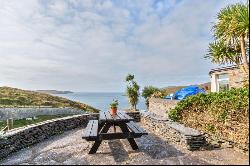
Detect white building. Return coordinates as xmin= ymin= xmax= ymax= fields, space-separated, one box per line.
xmin=209 ymin=65 xmax=245 ymax=92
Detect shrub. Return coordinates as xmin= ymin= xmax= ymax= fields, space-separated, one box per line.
xmin=168 ymin=109 xmax=179 ymax=121
xmin=169 ymin=88 xmax=249 ymax=121
xmin=142 ymin=86 xmax=160 ymax=108
xmin=168 ymin=87 xmax=249 ymax=149
xmin=125 ymin=74 xmax=140 ymax=110
xmin=151 ymin=90 xmax=166 ymax=98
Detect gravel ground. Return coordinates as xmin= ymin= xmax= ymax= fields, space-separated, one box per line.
xmin=0 ymin=125 xmax=249 ymax=165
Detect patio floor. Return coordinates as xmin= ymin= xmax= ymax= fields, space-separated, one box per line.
xmin=0 ymin=124 xmax=249 ymax=165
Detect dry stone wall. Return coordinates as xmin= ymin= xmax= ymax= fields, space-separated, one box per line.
xmin=140 ymin=112 xmax=207 ymax=151
xmin=0 ymin=111 xmax=207 ymax=160
xmin=0 ymin=114 xmax=98 ymax=159
xmin=148 ymin=97 xmax=179 ymax=118
xmin=0 ymin=107 xmax=85 ymax=120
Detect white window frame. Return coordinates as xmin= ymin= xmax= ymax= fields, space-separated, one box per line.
xmin=216 ymin=73 xmax=229 ymax=92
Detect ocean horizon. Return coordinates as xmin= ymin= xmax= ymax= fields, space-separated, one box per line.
xmin=54 ymin=92 xmax=147 ymax=111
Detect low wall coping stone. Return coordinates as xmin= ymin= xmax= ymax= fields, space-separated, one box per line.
xmin=2 ymin=113 xmax=98 ymax=137
xmin=140 ymin=111 xmax=206 ymax=150
xmin=141 ymin=111 xmax=203 ymax=136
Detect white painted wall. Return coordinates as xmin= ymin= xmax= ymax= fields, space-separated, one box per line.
xmin=211 ymin=74 xmax=218 ymax=92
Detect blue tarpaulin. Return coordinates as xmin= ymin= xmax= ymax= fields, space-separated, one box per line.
xmin=173 ymin=86 xmax=205 ymax=100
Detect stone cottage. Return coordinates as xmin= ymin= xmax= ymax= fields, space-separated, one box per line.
xmin=209 ymin=65 xmax=245 ymax=92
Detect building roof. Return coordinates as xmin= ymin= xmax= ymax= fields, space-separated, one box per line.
xmin=209 ymin=65 xmax=239 ymax=75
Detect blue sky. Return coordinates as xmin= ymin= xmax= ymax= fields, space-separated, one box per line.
xmin=0 ymin=0 xmax=243 ymax=92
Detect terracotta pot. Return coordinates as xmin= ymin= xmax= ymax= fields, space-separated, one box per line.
xmin=110 ymin=107 xmax=117 ymax=116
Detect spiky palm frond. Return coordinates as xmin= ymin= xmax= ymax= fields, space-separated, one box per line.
xmin=213 ymin=3 xmax=249 ymax=46
xmin=205 ymin=41 xmax=241 ymax=65
xmin=235 ymin=3 xmax=249 ymax=36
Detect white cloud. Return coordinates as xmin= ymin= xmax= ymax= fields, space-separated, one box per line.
xmin=0 ymin=0 xmax=243 ymax=91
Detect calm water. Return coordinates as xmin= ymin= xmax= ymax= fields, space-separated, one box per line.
xmin=55 ymin=92 xmax=147 ymax=111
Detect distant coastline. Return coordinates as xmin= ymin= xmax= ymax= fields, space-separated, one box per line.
xmin=36 ymin=90 xmax=74 ymax=94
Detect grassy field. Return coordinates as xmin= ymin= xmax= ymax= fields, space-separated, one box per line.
xmin=0 ymin=86 xmax=99 ymax=113
xmin=0 ymin=115 xmax=71 ymax=130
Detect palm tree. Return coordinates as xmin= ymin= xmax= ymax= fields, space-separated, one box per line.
xmin=205 ymin=41 xmax=241 ymax=65
xmin=206 ymin=2 xmax=249 ymax=76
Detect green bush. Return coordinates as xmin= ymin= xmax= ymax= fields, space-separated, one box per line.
xmin=142 ymin=86 xmax=160 ymax=108
xmin=168 ymin=109 xmax=179 ymax=121
xmin=151 ymin=90 xmax=167 ymax=98
xmin=142 ymin=86 xmax=160 ymax=99
xmin=168 ymin=87 xmax=249 ymax=148
xmin=168 ymin=87 xmax=249 ymax=122
xmin=206 ymin=124 xmax=216 ymax=133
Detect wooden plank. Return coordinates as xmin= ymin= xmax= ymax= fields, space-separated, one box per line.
xmin=113 ymin=112 xmax=123 ymax=121
xmin=117 ymin=111 xmax=126 ymax=120
xmin=99 ymin=111 xmax=106 ymax=121
xmin=110 ymin=111 xmax=130 ymax=122
xmin=117 ymin=123 xmax=139 ymax=150
xmin=83 ymin=120 xmax=94 ymax=138
xmin=99 ymin=132 xmax=131 ymax=140
xmin=126 ymin=121 xmax=147 ymax=134
xmin=130 ymin=121 xmax=146 ymax=133
xmin=100 ymin=111 xmax=133 ymax=123
xmin=89 ymin=140 xmax=102 ymax=154
xmin=130 ymin=121 xmax=144 ymax=132
xmin=106 ymin=110 xmax=113 ymax=121
xmin=99 ymin=111 xmax=107 ymax=123
xmin=103 ymin=111 xmax=107 ymax=120
xmin=127 ymin=122 xmax=140 ymax=134
xmin=90 ymin=120 xmax=98 ymax=137
xmin=83 ymin=120 xmax=98 ymax=139
xmin=120 ymin=111 xmax=134 ymax=120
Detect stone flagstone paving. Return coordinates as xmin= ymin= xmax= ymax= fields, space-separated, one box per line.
xmin=0 ymin=125 xmax=249 ymax=165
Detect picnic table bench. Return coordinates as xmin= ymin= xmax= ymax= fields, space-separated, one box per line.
xmin=82 ymin=111 xmax=147 ymax=154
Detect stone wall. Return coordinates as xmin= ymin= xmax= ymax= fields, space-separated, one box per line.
xmin=229 ymin=68 xmax=245 ymax=88
xmin=148 ymin=97 xmax=179 ymax=118
xmin=140 ymin=112 xmax=207 ymax=150
xmin=0 ymin=107 xmax=85 ymax=121
xmin=122 ymin=110 xmax=141 ymax=122
xmin=0 ymin=114 xmax=99 ymax=159
xmin=0 ymin=111 xmax=208 ymax=160
xmin=0 ymin=111 xmax=141 ymax=159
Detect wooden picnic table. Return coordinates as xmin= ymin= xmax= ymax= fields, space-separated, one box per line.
xmin=82 ymin=111 xmax=147 ymax=154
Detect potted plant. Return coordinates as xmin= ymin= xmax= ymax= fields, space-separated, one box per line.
xmin=110 ymin=100 xmax=118 ymax=115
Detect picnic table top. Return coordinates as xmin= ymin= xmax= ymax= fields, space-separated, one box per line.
xmin=99 ymin=111 xmax=134 ymax=123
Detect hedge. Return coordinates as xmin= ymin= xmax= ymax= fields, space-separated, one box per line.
xmin=168 ymin=87 xmax=249 ymax=150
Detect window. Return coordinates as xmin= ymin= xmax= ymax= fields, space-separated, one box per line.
xmin=217 ymin=73 xmax=229 ymax=92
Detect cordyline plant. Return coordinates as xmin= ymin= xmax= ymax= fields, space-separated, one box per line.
xmin=205 ymin=2 xmax=249 ymax=86
xmin=125 ymin=74 xmax=140 ymax=111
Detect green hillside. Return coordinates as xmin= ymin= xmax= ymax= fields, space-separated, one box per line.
xmin=162 ymin=82 xmax=211 ymax=95
xmin=0 ymin=87 xmax=99 ymax=113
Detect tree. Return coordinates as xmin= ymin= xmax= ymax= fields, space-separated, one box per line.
xmin=205 ymin=2 xmax=249 ymax=82
xmin=125 ymin=74 xmax=140 ymax=111
xmin=142 ymin=86 xmax=160 ymax=108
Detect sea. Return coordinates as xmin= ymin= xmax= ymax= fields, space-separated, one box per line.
xmin=54 ymin=92 xmax=147 ymax=111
